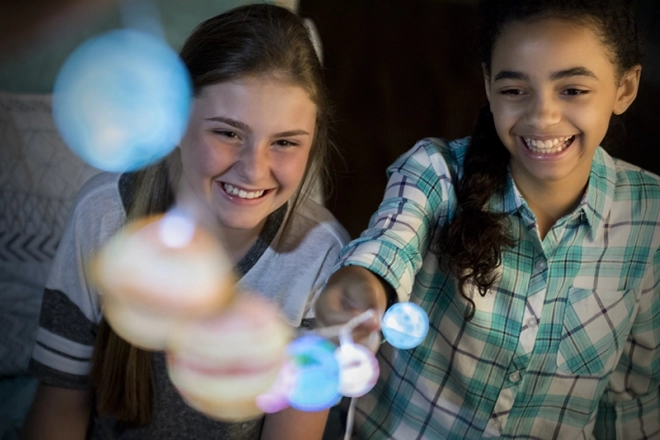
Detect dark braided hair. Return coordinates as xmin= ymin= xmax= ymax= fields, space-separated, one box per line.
xmin=434 ymin=0 xmax=643 ymax=320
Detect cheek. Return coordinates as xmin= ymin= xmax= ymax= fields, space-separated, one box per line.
xmin=181 ymin=137 xmax=226 ymax=176
xmin=491 ymin=110 xmax=513 ymax=142
xmin=569 ymin=105 xmax=611 ymax=144
xmin=276 ymin=151 xmax=311 ymax=188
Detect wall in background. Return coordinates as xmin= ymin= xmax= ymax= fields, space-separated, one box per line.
xmin=301 ymin=0 xmax=660 ymax=237
xmin=0 ymin=0 xmax=261 ymax=94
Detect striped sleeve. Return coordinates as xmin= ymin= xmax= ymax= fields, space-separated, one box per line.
xmin=29 ymin=173 xmax=125 ymax=388
xmin=30 ymin=289 xmax=97 ymax=388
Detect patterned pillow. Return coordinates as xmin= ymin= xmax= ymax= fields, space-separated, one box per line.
xmin=0 ymin=91 xmax=99 ymax=375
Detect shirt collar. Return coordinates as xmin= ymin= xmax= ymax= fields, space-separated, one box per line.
xmin=581 ymin=147 xmax=616 ymax=240
xmin=489 ymin=147 xmax=615 ymax=240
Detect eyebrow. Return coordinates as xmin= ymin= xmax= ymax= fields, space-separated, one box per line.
xmin=493 ymin=67 xmax=598 ymax=81
xmin=205 ymin=116 xmax=250 ymax=132
xmin=204 ymin=116 xmax=311 ymax=138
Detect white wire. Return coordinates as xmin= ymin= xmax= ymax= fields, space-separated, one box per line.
xmin=344 ymin=397 xmax=358 ymax=440
xmin=310 ymin=310 xmax=375 ymax=440
xmin=314 ymin=309 xmax=377 ymax=340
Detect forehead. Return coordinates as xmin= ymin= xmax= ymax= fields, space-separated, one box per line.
xmin=198 ymin=76 xmax=313 ymax=102
xmin=490 ymin=17 xmax=617 ymax=81
xmin=194 ymin=77 xmax=317 ymax=120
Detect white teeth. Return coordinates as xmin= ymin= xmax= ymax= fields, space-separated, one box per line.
xmin=223 ymin=183 xmax=265 ymax=199
xmin=523 ymin=136 xmax=574 ymax=154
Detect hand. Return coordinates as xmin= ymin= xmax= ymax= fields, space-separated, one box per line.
xmin=314 ymin=266 xmax=393 ymax=344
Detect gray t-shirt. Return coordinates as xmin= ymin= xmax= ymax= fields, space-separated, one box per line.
xmin=28 ymin=172 xmax=349 ymax=439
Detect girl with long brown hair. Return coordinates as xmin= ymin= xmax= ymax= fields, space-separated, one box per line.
xmin=23 ymin=4 xmax=348 ymax=439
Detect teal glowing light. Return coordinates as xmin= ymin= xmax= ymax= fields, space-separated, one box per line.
xmin=286 ymin=335 xmax=341 ymax=411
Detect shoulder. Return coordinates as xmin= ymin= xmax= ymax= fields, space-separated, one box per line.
xmin=603 ymin=151 xmax=660 ymax=226
xmin=610 ymin=155 xmax=660 ymax=203
xmin=285 ymin=197 xmax=350 ymax=247
xmin=388 ymin=137 xmax=470 ymax=180
xmin=65 ymin=172 xmax=126 ymax=246
xmin=72 ymin=172 xmax=124 ymax=215
xmin=612 ymin=157 xmax=660 ymax=194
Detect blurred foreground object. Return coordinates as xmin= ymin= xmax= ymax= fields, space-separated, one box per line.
xmin=52 ymin=28 xmax=192 ymax=172
xmin=167 ymin=295 xmax=291 ymax=422
xmin=381 ymin=302 xmax=429 ymax=349
xmin=91 ymin=211 xmax=234 ymax=350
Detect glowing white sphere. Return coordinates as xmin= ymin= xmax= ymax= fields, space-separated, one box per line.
xmin=381 ymin=302 xmax=429 ymax=349
xmin=335 ymin=342 xmax=379 ymax=397
xmin=53 ymin=29 xmax=192 ymax=172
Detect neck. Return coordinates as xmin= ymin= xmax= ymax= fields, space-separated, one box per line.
xmin=172 ymin=201 xmax=266 ymax=266
xmin=512 ymin=170 xmax=589 ymax=240
xmin=217 ymin=225 xmax=264 ymax=264
xmin=173 ymin=176 xmax=268 ymax=265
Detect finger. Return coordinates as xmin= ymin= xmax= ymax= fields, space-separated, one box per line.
xmin=351 ymin=322 xmax=378 ymax=343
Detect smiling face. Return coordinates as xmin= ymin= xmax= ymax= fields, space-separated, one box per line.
xmin=485 ymin=17 xmax=640 ymax=195
xmin=177 ymin=76 xmax=316 ymax=239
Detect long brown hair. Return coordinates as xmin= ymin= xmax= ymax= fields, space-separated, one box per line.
xmin=91 ymin=158 xmax=176 ymax=424
xmin=91 ymin=3 xmax=334 ymax=424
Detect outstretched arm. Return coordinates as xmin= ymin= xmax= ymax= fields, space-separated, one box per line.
xmin=315 ymin=265 xmax=393 ymax=343
xmin=261 ymin=407 xmax=329 ymax=440
xmin=21 ymin=383 xmax=93 ymax=440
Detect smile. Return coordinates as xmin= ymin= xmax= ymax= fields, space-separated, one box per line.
xmin=522 ymin=135 xmax=575 ymax=154
xmin=222 ymin=183 xmax=266 ymax=199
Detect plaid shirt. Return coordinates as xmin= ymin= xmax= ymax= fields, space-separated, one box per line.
xmin=337 ymin=138 xmax=660 ymax=439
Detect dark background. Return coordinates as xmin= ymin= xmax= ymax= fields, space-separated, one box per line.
xmin=300 ymin=0 xmax=660 ymax=238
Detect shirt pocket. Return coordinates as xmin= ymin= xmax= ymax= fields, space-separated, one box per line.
xmin=556 ymin=287 xmax=637 ymax=376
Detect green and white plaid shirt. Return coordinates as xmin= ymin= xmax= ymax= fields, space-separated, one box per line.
xmin=338 ymin=138 xmax=660 ymax=439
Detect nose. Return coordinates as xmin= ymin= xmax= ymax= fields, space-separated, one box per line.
xmin=236 ymin=142 xmax=270 ymax=182
xmin=525 ymin=92 xmax=561 ymax=129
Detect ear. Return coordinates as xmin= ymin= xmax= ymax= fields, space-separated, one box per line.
xmin=613 ymin=65 xmax=642 ymax=115
xmin=482 ymin=63 xmax=492 ymax=102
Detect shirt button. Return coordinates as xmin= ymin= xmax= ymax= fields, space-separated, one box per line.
xmin=509 ymin=371 xmax=521 ymax=383
xmin=526 ymin=317 xmax=538 ymax=328
xmin=535 ymin=260 xmax=547 ymax=270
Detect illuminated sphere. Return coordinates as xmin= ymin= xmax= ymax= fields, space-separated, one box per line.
xmin=381 ymin=302 xmax=429 ymax=349
xmin=53 ymin=29 xmax=192 ymax=172
xmin=255 ymin=360 xmax=296 ymax=414
xmin=335 ymin=343 xmax=379 ymax=397
xmin=286 ymin=335 xmax=341 ymax=411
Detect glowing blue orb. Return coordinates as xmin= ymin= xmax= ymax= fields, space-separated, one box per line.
xmin=381 ymin=302 xmax=429 ymax=349
xmin=286 ymin=335 xmax=341 ymax=412
xmin=53 ymin=29 xmax=192 ymax=172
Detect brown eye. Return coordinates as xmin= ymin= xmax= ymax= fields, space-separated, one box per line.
xmin=214 ymin=130 xmax=238 ymax=138
xmin=501 ymin=88 xmax=525 ymax=96
xmin=562 ymin=88 xmax=589 ymax=96
xmin=274 ymin=139 xmax=297 ymax=147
